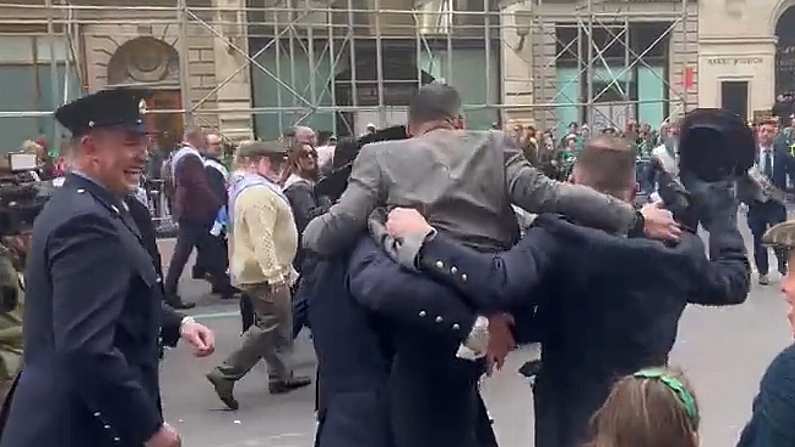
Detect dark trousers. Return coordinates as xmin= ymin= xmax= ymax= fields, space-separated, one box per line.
xmin=533 ymin=370 xmax=615 ymax=447
xmin=748 ymin=201 xmax=789 ymax=275
xmin=388 ymin=338 xmax=491 ymax=447
xmin=292 ymin=279 xmax=311 ymax=339
xmin=164 ymin=219 xmax=212 ymax=296
xmin=195 ymin=233 xmax=233 ymax=294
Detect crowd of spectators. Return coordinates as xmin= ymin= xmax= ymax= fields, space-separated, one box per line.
xmin=505 ymin=118 xmax=675 ymax=185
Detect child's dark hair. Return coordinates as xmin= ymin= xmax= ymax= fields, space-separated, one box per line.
xmin=586 ymin=367 xmax=700 ymax=447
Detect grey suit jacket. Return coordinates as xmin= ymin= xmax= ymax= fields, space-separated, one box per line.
xmin=303 ymin=129 xmax=636 ymax=255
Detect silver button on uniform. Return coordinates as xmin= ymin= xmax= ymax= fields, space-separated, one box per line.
xmin=461 ymin=274 xmax=468 ymax=282
xmin=419 ymin=310 xmax=427 ymax=317
xmin=452 ymin=323 xmax=460 ymax=330
xmin=435 ymin=316 xmax=443 ymax=323
xmin=451 ymin=266 xmax=458 ymax=275
xmin=435 ymin=260 xmax=444 ymax=270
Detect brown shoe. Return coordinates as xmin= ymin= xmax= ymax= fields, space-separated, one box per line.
xmin=269 ymin=376 xmax=312 ymax=394
xmin=206 ymin=371 xmax=238 ymax=410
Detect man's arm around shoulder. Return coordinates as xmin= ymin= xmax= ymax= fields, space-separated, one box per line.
xmin=347 ymin=236 xmax=477 ymax=347
xmin=386 ymin=207 xmax=559 ymax=312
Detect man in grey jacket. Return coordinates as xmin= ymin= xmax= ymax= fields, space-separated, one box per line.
xmin=303 ymin=83 xmax=680 ymax=257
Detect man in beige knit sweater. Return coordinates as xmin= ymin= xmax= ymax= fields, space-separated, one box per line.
xmin=206 ymin=141 xmax=311 ymax=410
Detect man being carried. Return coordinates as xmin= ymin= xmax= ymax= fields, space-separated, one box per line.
xmin=303 ymin=83 xmax=680 ymax=259
xmin=377 ymin=135 xmax=749 ymax=447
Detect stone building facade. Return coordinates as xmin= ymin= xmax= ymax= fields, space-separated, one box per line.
xmin=698 ymin=0 xmax=795 ymax=121
xmin=0 ymin=0 xmax=253 ymax=150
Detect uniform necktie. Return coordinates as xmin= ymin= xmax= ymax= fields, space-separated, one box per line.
xmin=765 ymin=150 xmax=774 ymax=180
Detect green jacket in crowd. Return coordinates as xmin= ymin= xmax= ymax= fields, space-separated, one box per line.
xmin=0 ymin=244 xmax=23 ymax=387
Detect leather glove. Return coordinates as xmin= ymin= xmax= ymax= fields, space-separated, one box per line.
xmin=681 ymin=171 xmax=738 ymax=234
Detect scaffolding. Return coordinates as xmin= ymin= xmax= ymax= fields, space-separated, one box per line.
xmin=0 ymin=0 xmax=697 ymax=144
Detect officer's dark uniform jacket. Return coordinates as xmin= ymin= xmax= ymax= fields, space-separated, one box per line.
xmin=347 ymin=237 xmax=500 ymax=447
xmin=1 ymin=174 xmax=182 ymax=447
xmin=417 ymin=212 xmax=750 ymax=447
xmin=306 ymin=250 xmax=394 ymax=447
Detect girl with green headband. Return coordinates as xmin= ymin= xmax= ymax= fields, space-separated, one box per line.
xmin=586 ymin=367 xmax=700 ymax=447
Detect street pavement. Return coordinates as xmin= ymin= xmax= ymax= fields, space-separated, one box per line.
xmin=158 ymin=214 xmax=794 ymax=447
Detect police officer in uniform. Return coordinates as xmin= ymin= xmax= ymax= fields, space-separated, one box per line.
xmin=0 ymin=89 xmax=215 ymax=447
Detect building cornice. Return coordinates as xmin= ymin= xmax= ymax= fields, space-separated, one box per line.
xmin=699 ymin=35 xmax=778 ymax=45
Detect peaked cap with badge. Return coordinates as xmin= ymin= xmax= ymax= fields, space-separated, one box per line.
xmin=55 ymin=88 xmax=150 ymax=137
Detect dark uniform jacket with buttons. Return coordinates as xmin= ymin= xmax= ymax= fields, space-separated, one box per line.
xmin=418 ymin=213 xmax=749 ymax=447
xmin=347 ymin=237 xmax=501 ymax=447
xmin=306 ymin=248 xmax=394 ymax=447
xmin=1 ymin=174 xmax=182 ymax=447
xmin=124 ymin=195 xmax=185 ymax=358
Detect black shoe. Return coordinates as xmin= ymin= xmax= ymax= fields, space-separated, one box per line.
xmin=206 ymin=371 xmax=238 ymax=410
xmin=166 ymin=295 xmax=196 ymax=310
xmin=269 ymin=376 xmax=312 ymax=394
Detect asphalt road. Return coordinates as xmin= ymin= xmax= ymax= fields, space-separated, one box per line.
xmin=157 ymin=214 xmax=794 ymax=447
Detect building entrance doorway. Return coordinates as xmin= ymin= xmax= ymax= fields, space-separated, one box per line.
xmin=721 ymin=81 xmax=749 ymax=121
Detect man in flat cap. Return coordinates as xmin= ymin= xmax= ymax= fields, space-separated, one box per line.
xmin=206 ymin=141 xmax=311 ymax=410
xmin=0 ymin=89 xmax=215 ymax=447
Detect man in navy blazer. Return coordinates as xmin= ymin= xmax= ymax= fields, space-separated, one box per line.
xmin=743 ymin=119 xmax=795 ymax=285
xmin=1 ymin=90 xmax=214 ymax=447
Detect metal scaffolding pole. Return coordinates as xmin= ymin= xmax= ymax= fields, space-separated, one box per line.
xmin=177 ymin=0 xmax=193 ymax=127
xmin=375 ymin=0 xmax=385 ymax=126
xmin=576 ymin=19 xmax=582 ymax=123
xmin=288 ymin=0 xmax=297 ymax=123
xmin=275 ymin=9 xmax=284 ymax=131
xmin=46 ymin=0 xmax=60 ymax=149
xmin=327 ymin=8 xmax=337 ymax=135
xmin=446 ymin=0 xmax=453 ymax=83
xmin=414 ymin=10 xmax=422 ymax=90
xmin=306 ymin=0 xmax=316 ymax=108
xmin=586 ymin=0 xmax=594 ymax=129
xmin=624 ymin=15 xmax=630 ymax=105
xmin=0 ymin=0 xmax=698 ymax=138
xmin=681 ymin=0 xmax=688 ymax=113
xmin=484 ymin=0 xmax=491 ymax=107
xmin=347 ymin=0 xmax=358 ymax=109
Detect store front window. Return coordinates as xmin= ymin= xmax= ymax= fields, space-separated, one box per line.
xmin=555 ymin=22 xmax=669 ymax=134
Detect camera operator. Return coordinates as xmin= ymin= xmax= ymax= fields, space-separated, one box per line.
xmin=0 ymin=164 xmax=55 ymax=408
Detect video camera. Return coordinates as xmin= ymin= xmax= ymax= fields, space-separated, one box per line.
xmin=0 ymin=152 xmax=55 ymax=236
